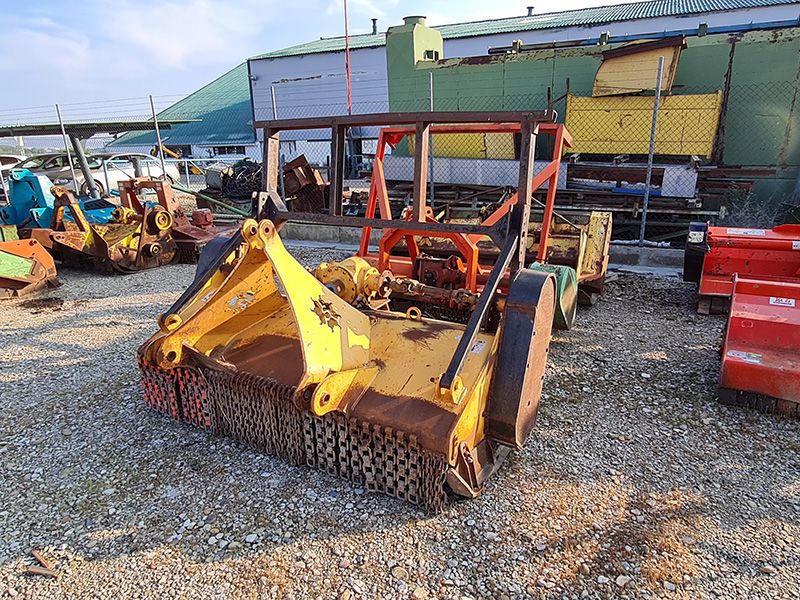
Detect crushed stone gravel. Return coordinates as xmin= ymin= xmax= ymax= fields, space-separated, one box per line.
xmin=1 ymin=252 xmax=798 ymax=600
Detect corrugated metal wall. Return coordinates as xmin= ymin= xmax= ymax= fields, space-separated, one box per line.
xmin=388 ymin=27 xmax=800 ymax=170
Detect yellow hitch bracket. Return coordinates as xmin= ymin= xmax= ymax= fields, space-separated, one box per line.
xmin=154 ymin=219 xmax=281 ymax=368
xmin=311 ymin=366 xmax=381 ymax=416
xmin=257 ymin=220 xmax=371 ymax=395
xmin=435 ymin=374 xmax=466 ymax=405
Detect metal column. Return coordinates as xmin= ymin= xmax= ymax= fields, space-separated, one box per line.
xmin=55 ymin=104 xmax=80 ymax=197
xmin=639 ymin=56 xmax=665 ymax=246
xmin=149 ymin=95 xmax=167 ymax=177
xmin=69 ymin=134 xmax=99 ymax=199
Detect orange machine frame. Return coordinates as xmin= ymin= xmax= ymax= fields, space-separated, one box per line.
xmin=356 ymin=123 xmax=572 ymax=293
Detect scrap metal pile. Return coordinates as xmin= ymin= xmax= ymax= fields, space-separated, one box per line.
xmin=136 ymin=111 xmax=612 ymax=511
xmin=200 ymin=156 xmax=328 ymax=214
xmin=0 ymin=171 xmax=232 ymax=296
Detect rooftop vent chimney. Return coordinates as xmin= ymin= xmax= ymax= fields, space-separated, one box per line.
xmin=403 ymin=16 xmax=427 ymax=26
xmin=527 ymin=6 xmax=534 ymax=16
xmin=372 ymin=18 xmax=378 ymax=35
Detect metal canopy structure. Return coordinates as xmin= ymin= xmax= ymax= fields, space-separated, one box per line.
xmin=252 ymin=111 xmax=568 ymax=394
xmin=0 ymin=120 xmax=194 ymax=139
xmin=0 ymin=119 xmax=195 ymax=199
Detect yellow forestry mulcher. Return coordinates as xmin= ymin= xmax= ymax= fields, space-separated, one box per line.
xmin=137 ymin=112 xmax=608 ymax=511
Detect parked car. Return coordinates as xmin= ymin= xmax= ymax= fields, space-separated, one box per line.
xmin=0 ymin=154 xmax=25 ymax=199
xmin=12 ymin=152 xmax=179 ymax=196
xmin=0 ymin=154 xmax=25 ymax=173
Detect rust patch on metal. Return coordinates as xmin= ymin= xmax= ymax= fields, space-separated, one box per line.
xmin=221 ymin=335 xmax=305 ymax=384
xmin=348 ymin=389 xmax=456 ymax=456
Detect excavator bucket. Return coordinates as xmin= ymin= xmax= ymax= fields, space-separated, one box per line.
xmin=719 ymin=275 xmax=800 ymax=416
xmin=0 ymin=225 xmax=59 ymax=298
xmin=138 ymin=112 xmax=573 ymax=510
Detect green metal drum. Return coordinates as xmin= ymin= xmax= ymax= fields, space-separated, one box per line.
xmin=529 ymin=262 xmax=578 ymax=330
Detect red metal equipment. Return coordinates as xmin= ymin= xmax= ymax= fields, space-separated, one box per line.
xmin=719 ymin=274 xmax=800 ymax=416
xmin=119 ymin=178 xmax=232 ymax=264
xmin=355 ymin=122 xmax=571 ymax=295
xmin=684 ymin=222 xmax=800 ymax=314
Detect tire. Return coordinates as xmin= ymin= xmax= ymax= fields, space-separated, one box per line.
xmin=81 ymin=180 xmax=105 ymax=196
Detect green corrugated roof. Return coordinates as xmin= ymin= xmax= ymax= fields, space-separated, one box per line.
xmin=251 ymin=0 xmax=798 ymax=59
xmin=111 ymin=63 xmax=254 ymax=147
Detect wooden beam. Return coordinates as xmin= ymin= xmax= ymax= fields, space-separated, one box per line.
xmin=329 ymin=125 xmax=346 ymax=216
xmin=262 ymin=128 xmax=280 ymax=193
xmin=412 ymin=121 xmax=430 ymax=222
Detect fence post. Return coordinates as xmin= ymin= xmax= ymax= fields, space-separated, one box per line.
xmin=55 ymin=104 xmax=80 ymax=195
xmin=101 ymin=159 xmax=110 ymax=194
xmin=149 ymin=95 xmax=167 ymax=178
xmin=639 ymin=55 xmax=664 ymax=246
xmin=270 ymin=88 xmax=285 ymax=199
xmin=429 ymin=71 xmax=435 ymax=206
xmin=183 ymin=159 xmax=191 ymax=187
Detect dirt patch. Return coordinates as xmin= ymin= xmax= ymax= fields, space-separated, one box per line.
xmin=18 ymin=296 xmax=64 ymax=313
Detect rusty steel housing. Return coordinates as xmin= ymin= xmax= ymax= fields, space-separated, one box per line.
xmin=28 ymin=179 xmax=231 ymax=273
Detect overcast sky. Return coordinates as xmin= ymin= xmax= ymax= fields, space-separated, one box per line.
xmin=0 ymin=0 xmax=642 ymax=112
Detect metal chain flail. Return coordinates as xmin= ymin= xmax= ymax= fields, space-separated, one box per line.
xmin=205 ymin=369 xmax=304 ymax=466
xmin=137 ymin=356 xmax=450 ymax=513
xmin=137 ymin=352 xmax=181 ymax=419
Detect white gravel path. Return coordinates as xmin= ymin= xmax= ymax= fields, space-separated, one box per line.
xmin=0 ymin=256 xmax=798 ymax=600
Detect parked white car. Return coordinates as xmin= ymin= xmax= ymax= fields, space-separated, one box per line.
xmin=0 ymin=154 xmax=25 ymax=174
xmin=13 ymin=152 xmax=180 ymax=196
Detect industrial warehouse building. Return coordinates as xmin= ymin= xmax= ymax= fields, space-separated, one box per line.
xmin=112 ymin=0 xmax=800 ymax=165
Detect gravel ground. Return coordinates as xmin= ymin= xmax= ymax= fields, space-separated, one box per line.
xmin=1 ymin=250 xmax=798 ymax=600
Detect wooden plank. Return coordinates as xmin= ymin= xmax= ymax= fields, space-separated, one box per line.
xmin=412 ymin=122 xmax=430 ymax=222
xmin=565 ymin=92 xmax=723 ymax=158
xmin=329 ymin=125 xmax=346 ymax=216
xmin=593 ymin=42 xmax=683 ymax=96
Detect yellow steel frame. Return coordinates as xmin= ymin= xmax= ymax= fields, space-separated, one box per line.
xmin=148 ymin=219 xmax=501 ymax=465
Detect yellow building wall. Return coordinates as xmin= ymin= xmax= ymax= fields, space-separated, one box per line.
xmin=408 ymin=132 xmax=516 ymax=159
xmin=565 ymin=92 xmax=723 ymax=157
xmin=592 ymin=44 xmax=682 ymax=97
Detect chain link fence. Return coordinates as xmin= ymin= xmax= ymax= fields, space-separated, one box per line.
xmin=1 ymin=71 xmax=797 ymax=245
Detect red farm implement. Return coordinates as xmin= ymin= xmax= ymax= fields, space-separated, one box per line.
xmin=684 ymin=221 xmax=800 ymax=415
xmin=719 ymin=275 xmax=800 ymax=416
xmin=684 ymin=222 xmax=800 ymax=314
